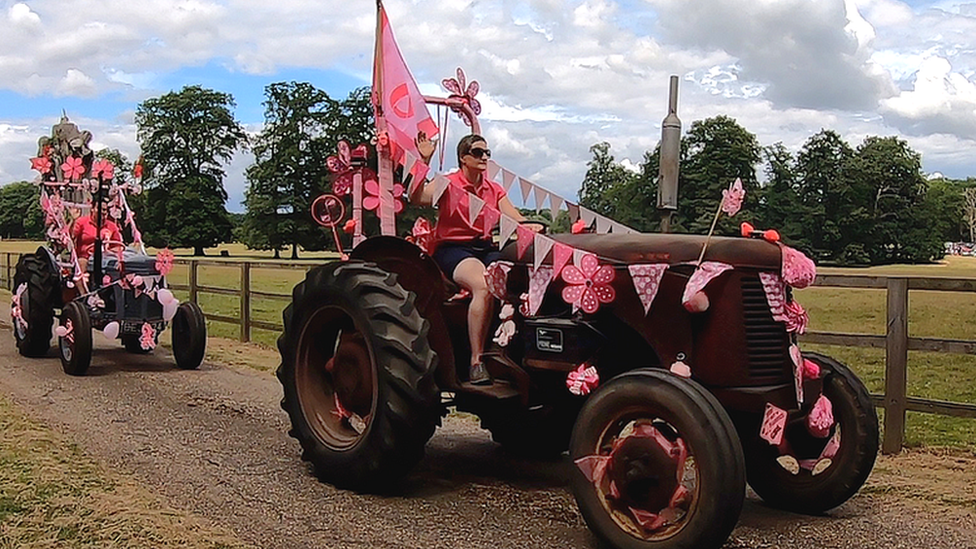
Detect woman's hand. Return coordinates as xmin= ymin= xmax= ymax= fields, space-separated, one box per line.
xmin=415 ymin=131 xmax=437 ymax=164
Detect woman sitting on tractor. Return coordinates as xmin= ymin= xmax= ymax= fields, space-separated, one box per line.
xmin=411 ymin=133 xmax=536 ymax=386
xmin=72 ymin=212 xmax=122 ymax=277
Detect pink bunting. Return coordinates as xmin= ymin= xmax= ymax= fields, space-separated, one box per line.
xmin=499 ymin=214 xmax=518 ymax=245
xmin=574 ymin=455 xmax=610 ymax=485
xmin=760 ymin=402 xmax=788 ymax=446
xmin=759 ymin=272 xmax=788 ymax=321
xmin=447 ymin=182 xmax=466 ymax=217
xmin=519 ymin=177 xmax=533 ymax=203
xmin=527 ymin=266 xmax=554 ymax=316
xmin=533 ymin=233 xmax=554 ymax=271
xmin=628 ymin=264 xmax=669 ymax=315
xmin=552 ymin=242 xmax=573 ymax=278
xmin=485 ymin=261 xmax=512 ymax=299
xmin=501 ymin=168 xmax=517 ymax=192
xmin=790 ymin=344 xmax=804 ymax=405
xmin=516 ymin=225 xmax=534 ymax=259
xmin=533 ymin=185 xmax=548 ymax=212
xmin=681 ymin=262 xmax=733 ymax=306
xmin=469 ymin=192 xmax=485 ymax=222
xmin=481 ymin=205 xmax=500 ymax=240
xmin=487 ymin=160 xmax=500 ymax=181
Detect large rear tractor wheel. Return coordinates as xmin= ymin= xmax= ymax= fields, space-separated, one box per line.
xmin=58 ymin=301 xmax=92 ymax=376
xmin=12 ymin=251 xmax=58 ymax=357
xmin=277 ymin=260 xmax=440 ymax=492
xmin=570 ymin=369 xmax=745 ymax=549
xmin=172 ymin=302 xmax=207 ymax=369
xmin=738 ymin=352 xmax=878 ymax=514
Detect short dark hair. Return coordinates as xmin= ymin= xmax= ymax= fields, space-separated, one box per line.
xmin=457 ymin=134 xmax=486 ymax=167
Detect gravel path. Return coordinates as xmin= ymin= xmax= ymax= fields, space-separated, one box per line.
xmin=0 ymin=322 xmax=974 ymax=548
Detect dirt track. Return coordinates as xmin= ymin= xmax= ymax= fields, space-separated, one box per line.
xmin=0 ymin=321 xmax=975 ymax=548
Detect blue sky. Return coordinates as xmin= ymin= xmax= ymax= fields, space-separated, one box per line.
xmin=2 ymin=0 xmax=976 ymax=213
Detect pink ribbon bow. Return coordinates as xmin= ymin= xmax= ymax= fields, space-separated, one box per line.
xmin=566 ymin=363 xmax=600 ymax=396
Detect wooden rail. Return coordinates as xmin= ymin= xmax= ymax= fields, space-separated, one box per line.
xmin=1 ymin=251 xmax=974 ymax=453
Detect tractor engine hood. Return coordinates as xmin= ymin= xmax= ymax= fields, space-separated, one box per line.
xmin=501 ymin=233 xmax=783 ymax=272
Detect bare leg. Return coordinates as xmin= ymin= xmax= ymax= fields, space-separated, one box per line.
xmin=453 ymin=257 xmax=494 ymax=382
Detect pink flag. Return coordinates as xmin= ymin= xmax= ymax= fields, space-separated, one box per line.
xmin=516 ymin=225 xmax=534 ymax=260
xmin=373 ymin=3 xmax=438 ymax=161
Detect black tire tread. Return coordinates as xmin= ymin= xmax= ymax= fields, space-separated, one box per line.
xmin=276 ymin=260 xmax=439 ymax=492
xmin=13 ymin=251 xmax=58 ymax=357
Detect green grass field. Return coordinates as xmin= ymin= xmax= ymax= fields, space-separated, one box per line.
xmin=1 ymin=240 xmax=974 ymax=450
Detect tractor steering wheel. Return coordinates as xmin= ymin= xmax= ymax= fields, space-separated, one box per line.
xmin=103 ymin=240 xmax=127 ymax=255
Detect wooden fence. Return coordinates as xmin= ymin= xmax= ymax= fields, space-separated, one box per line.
xmin=2 ymin=251 xmax=974 ymax=453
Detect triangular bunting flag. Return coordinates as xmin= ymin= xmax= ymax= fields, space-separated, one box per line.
xmin=482 ymin=205 xmax=501 ymax=240
xmin=533 ymin=233 xmax=555 ymax=271
xmin=573 ymin=248 xmax=587 ymax=268
xmin=596 ymin=215 xmax=611 ymax=234
xmin=403 ymin=152 xmax=420 ymax=193
xmin=527 ymin=266 xmax=554 ymax=317
xmin=469 ymin=193 xmax=485 ymax=222
xmin=550 ymin=195 xmax=564 ymax=223
xmin=502 ymin=169 xmax=517 ymax=193
xmin=430 ymin=174 xmax=450 ymax=205
xmin=552 ymin=242 xmax=573 ymax=278
xmin=533 ymin=185 xmax=548 ymax=213
xmin=516 ymin=224 xmax=534 ymax=260
xmin=519 ymin=177 xmax=533 ymax=203
xmin=567 ymin=202 xmax=581 ymax=222
xmin=628 ymin=264 xmax=669 ymax=315
xmin=580 ymin=207 xmax=597 ymax=228
xmin=488 ymin=160 xmax=500 ymax=181
xmin=499 ymin=214 xmax=519 ymax=246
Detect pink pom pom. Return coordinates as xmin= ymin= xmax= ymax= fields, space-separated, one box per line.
xmin=781 ymin=245 xmax=816 ymax=289
xmin=683 ymin=291 xmax=709 ymax=313
xmin=802 ymin=358 xmax=821 ymax=380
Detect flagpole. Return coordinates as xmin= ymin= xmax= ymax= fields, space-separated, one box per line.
xmin=696 ymin=178 xmax=736 ymax=266
xmin=373 ymin=0 xmax=396 ymax=236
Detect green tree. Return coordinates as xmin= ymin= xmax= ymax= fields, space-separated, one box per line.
xmin=677 ymin=116 xmax=761 ymax=234
xmin=578 ymin=142 xmax=640 ymax=224
xmin=135 ymin=85 xmax=247 ymax=255
xmin=852 ymin=136 xmax=941 ymax=263
xmin=758 ymin=143 xmax=806 ymax=249
xmin=0 ymin=182 xmax=44 ymax=239
xmin=794 ymin=130 xmax=860 ymax=263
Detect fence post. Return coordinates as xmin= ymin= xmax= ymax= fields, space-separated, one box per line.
xmin=189 ymin=260 xmax=198 ymax=304
xmin=883 ymin=278 xmax=909 ymax=454
xmin=6 ymin=252 xmax=12 ymax=290
xmin=241 ymin=262 xmax=251 ymax=343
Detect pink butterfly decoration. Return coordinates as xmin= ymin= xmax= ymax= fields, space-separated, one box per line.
xmin=441 ymin=67 xmax=481 ymax=126
xmin=363 ymin=180 xmax=404 ymax=213
xmin=561 ymin=254 xmax=616 ymax=314
xmin=721 ymin=178 xmax=745 ymax=216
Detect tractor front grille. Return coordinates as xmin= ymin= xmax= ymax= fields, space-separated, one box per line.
xmin=741 ymin=275 xmax=790 ymax=383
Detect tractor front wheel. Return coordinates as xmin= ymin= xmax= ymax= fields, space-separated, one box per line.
xmin=58 ymin=301 xmax=92 ymax=376
xmin=570 ymin=369 xmax=745 ymax=549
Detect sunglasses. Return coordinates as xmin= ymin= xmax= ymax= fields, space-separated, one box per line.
xmin=466 ymin=147 xmax=491 ymax=159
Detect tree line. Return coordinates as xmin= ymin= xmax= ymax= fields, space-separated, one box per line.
xmin=2 ymin=83 xmax=974 ymax=264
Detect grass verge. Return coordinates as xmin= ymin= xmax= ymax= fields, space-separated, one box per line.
xmin=0 ymin=395 xmax=248 ymax=549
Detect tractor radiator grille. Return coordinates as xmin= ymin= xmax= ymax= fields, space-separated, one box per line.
xmin=741 ymin=275 xmax=790 ymax=382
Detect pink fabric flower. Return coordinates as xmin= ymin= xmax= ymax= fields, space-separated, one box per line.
xmin=139 ymin=322 xmax=157 ymax=350
xmin=784 ymin=299 xmax=809 ymax=334
xmin=155 ymin=249 xmax=175 ymax=277
xmin=806 ymin=395 xmax=834 ymax=438
xmin=721 ymin=178 xmax=745 ymax=216
xmin=561 ymin=254 xmax=615 ymax=314
xmin=441 ymin=67 xmax=481 ymax=125
xmin=92 ymin=158 xmax=115 ymax=180
xmin=566 ymin=363 xmax=600 ymax=395
xmin=30 ymin=156 xmax=52 ymax=174
xmin=781 ymin=245 xmax=816 ymax=289
xmin=571 ymin=218 xmax=588 ymax=234
xmin=363 ymin=180 xmax=404 ymax=213
xmin=61 ymin=156 xmax=86 ymax=181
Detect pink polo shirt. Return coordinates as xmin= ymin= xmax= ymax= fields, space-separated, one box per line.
xmin=432 ymin=170 xmax=507 ymax=250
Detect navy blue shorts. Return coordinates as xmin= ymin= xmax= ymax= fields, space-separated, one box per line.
xmin=432 ymin=240 xmax=501 ymax=279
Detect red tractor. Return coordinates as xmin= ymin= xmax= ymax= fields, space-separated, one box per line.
xmin=275 ymin=65 xmax=878 ymax=549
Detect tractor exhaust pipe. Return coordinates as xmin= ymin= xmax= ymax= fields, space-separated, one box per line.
xmin=657 ymin=75 xmax=681 ymax=233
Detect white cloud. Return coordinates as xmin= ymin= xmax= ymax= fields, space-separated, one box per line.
xmin=56 ymin=69 xmax=98 ymax=97
xmin=881 ymin=56 xmax=976 ymax=137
